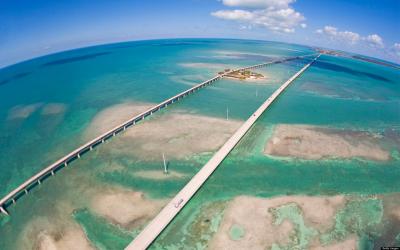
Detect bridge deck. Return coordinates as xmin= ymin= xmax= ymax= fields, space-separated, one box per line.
xmin=0 ymin=53 xmax=316 ymax=215
xmin=125 ymin=54 xmax=320 ymax=250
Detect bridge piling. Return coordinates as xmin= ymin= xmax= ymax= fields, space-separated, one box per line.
xmin=0 ymin=206 xmax=9 ymax=216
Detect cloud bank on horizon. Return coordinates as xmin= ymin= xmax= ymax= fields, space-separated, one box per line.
xmin=212 ymin=0 xmax=399 ymax=62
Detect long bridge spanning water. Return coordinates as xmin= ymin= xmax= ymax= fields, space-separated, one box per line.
xmin=126 ymin=54 xmax=321 ymax=250
xmin=0 ymin=53 xmax=316 ymax=216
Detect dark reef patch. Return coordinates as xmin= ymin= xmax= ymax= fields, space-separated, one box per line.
xmin=42 ymin=52 xmax=112 ymax=67
xmin=313 ymin=60 xmax=392 ymax=83
xmin=154 ymin=42 xmax=200 ymax=47
xmin=372 ymin=215 xmax=400 ymax=249
xmin=0 ymin=72 xmax=31 ymax=86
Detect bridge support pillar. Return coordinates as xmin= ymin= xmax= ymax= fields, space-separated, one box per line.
xmin=77 ymin=154 xmax=81 ymax=159
xmin=38 ymin=180 xmax=41 ymax=185
xmin=24 ymin=189 xmax=28 ymax=194
xmin=51 ymin=171 xmax=54 ymax=176
xmin=0 ymin=206 xmax=9 ymax=216
xmin=12 ymin=199 xmax=16 ymax=204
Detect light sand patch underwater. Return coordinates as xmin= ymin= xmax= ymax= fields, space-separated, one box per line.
xmin=264 ymin=124 xmax=390 ymax=161
xmin=89 ymin=108 xmax=242 ymax=160
xmin=18 ymin=215 xmax=94 ymax=250
xmin=134 ymin=170 xmax=186 ymax=180
xmin=41 ymin=103 xmax=67 ymax=115
xmin=309 ymin=235 xmax=358 ymax=250
xmin=15 ymin=179 xmax=166 ymax=249
xmin=120 ymin=112 xmax=241 ymax=160
xmin=84 ymin=102 xmax=154 ymax=140
xmin=7 ymin=103 xmax=43 ymax=120
xmin=209 ymin=195 xmax=346 ymax=250
xmin=90 ymin=187 xmax=166 ymax=229
xmin=169 ymin=74 xmax=209 ymax=87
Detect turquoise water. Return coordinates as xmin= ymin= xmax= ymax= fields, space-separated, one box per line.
xmin=151 ymin=49 xmax=400 ymax=249
xmin=0 ymin=39 xmax=399 ymax=249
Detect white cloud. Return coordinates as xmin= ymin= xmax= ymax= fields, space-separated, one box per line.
xmin=221 ymin=0 xmax=294 ymax=9
xmin=364 ymin=34 xmax=384 ymax=48
xmin=212 ymin=0 xmax=305 ymax=33
xmin=315 ymin=26 xmax=360 ymax=44
xmin=212 ymin=9 xmax=254 ymax=21
xmin=315 ymin=25 xmax=387 ymax=50
xmin=300 ymin=23 xmax=307 ymax=28
xmin=391 ymin=43 xmax=400 ymax=57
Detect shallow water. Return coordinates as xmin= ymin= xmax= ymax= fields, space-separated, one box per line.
xmin=0 ymin=39 xmax=399 ymax=249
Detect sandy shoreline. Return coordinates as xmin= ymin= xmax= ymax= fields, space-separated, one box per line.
xmin=264 ymin=124 xmax=390 ymax=161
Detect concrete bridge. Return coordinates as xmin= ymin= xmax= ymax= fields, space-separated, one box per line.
xmin=126 ymin=54 xmax=321 ymax=250
xmin=0 ymin=53 xmax=316 ymax=216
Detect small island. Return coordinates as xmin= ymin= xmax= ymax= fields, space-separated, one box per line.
xmin=218 ymin=69 xmax=265 ymax=80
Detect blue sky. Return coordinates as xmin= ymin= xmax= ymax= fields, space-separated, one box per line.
xmin=1 ymin=0 xmax=399 ymax=67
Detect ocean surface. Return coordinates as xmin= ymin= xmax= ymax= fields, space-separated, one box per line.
xmin=0 ymin=39 xmax=399 ymax=249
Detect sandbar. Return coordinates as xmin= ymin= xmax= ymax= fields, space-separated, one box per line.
xmin=86 ymin=104 xmax=242 ymax=160
xmin=84 ymin=102 xmax=154 ymax=139
xmin=133 ymin=170 xmax=186 ymax=180
xmin=41 ymin=103 xmax=67 ymax=115
xmin=120 ymin=112 xmax=241 ymax=160
xmin=7 ymin=103 xmax=43 ymax=120
xmin=18 ymin=217 xmax=93 ymax=250
xmin=90 ymin=187 xmax=166 ymax=229
xmin=264 ymin=124 xmax=390 ymax=161
xmin=310 ymin=235 xmax=358 ymax=250
xmin=209 ymin=195 xmax=346 ymax=250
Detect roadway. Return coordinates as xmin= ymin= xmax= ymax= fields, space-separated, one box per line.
xmin=125 ymin=54 xmax=321 ymax=250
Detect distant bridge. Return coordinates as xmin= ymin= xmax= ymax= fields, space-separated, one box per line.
xmin=0 ymin=53 xmax=316 ymax=216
